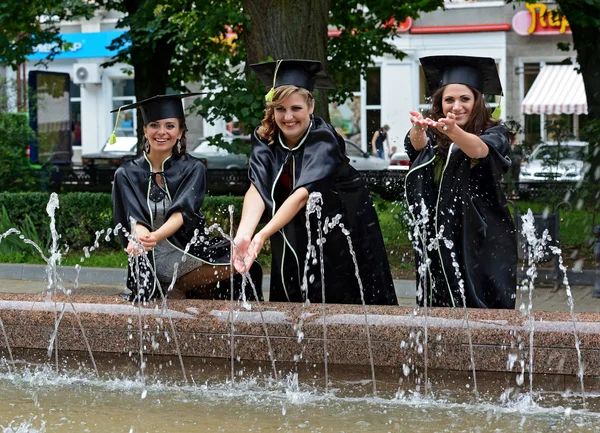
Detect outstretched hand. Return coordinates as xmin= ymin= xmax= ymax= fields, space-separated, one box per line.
xmin=430 ymin=111 xmax=459 ymax=136
xmin=409 ymin=110 xmax=428 ymax=132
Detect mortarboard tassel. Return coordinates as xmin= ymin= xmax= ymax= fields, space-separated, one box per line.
xmin=492 ymin=97 xmax=502 ymax=119
xmin=109 ymin=106 xmax=123 ymax=145
xmin=264 ymin=60 xmax=283 ymax=102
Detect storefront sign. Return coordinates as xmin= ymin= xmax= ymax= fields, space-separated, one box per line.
xmin=29 ymin=30 xmax=127 ymax=60
xmin=512 ymin=3 xmax=571 ymax=36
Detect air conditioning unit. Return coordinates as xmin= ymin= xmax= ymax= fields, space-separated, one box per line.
xmin=72 ymin=63 xmax=102 ymax=85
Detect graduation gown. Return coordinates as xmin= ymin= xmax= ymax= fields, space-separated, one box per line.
xmin=113 ymin=153 xmax=262 ymax=302
xmin=249 ymin=117 xmax=397 ymax=305
xmin=404 ymin=124 xmax=517 ymax=309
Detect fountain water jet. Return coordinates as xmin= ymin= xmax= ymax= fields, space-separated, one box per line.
xmin=0 ymin=195 xmax=600 ymax=430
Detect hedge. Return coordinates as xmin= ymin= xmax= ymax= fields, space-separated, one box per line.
xmin=0 ymin=113 xmax=37 ymax=192
xmin=0 ymin=192 xmax=245 ymax=254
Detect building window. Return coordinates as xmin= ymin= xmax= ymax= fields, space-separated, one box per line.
xmin=365 ymin=67 xmax=382 ymax=149
xmin=70 ymin=81 xmax=82 ymax=147
xmin=112 ymin=79 xmax=136 ymax=137
xmin=330 ymin=95 xmax=361 ymax=146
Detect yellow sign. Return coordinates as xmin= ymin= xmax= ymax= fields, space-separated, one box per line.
xmin=526 ymin=3 xmax=570 ymax=34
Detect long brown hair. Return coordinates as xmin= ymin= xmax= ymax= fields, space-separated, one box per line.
xmin=429 ymin=85 xmax=499 ymax=156
xmin=256 ymin=85 xmax=314 ymax=145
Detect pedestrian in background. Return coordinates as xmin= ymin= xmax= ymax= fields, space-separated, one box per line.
xmin=371 ymin=124 xmax=390 ymax=159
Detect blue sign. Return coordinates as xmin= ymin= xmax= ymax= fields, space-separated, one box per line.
xmin=29 ymin=30 xmax=127 ymax=60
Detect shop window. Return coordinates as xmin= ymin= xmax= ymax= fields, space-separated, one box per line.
xmin=329 ymin=94 xmax=361 ymax=145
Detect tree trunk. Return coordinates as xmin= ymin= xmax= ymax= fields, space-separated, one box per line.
xmin=122 ymin=0 xmax=176 ymax=153
xmin=568 ymin=22 xmax=600 ymax=120
xmin=556 ymin=1 xmax=600 ymax=121
xmin=242 ymin=0 xmax=331 ymax=121
xmin=130 ymin=39 xmax=176 ymax=152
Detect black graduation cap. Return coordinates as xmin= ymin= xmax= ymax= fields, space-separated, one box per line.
xmin=110 ymin=93 xmax=204 ymax=124
xmin=250 ymin=59 xmax=336 ymax=94
xmin=420 ymin=55 xmax=502 ymax=96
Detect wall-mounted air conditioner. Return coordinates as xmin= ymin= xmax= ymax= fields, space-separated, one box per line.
xmin=72 ymin=63 xmax=102 ymax=85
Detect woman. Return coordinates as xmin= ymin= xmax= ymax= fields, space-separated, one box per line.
xmin=111 ymin=94 xmax=262 ymax=302
xmin=233 ymin=59 xmax=397 ymax=305
xmin=405 ymin=55 xmax=517 ymax=309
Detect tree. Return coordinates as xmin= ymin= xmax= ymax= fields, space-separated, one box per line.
xmin=0 ymin=1 xmax=95 ymax=66
xmin=195 ymin=0 xmax=444 ymax=136
xmin=1 ymin=0 xmax=445 ymax=145
xmin=553 ymin=0 xmax=600 ymax=121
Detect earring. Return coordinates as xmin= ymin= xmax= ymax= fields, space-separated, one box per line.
xmin=143 ymin=138 xmax=150 ymax=153
xmin=176 ymin=139 xmax=182 ymax=153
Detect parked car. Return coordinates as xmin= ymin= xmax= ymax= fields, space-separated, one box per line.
xmin=388 ymin=150 xmax=410 ymax=171
xmin=345 ymin=140 xmax=389 ymax=171
xmin=190 ymin=136 xmax=250 ymax=169
xmin=519 ymin=141 xmax=589 ymax=185
xmin=81 ymin=137 xmax=138 ymax=168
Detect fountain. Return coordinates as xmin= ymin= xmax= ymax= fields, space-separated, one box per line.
xmin=1 ymin=193 xmax=600 ymax=431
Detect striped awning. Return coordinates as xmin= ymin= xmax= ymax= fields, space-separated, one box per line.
xmin=521 ymin=65 xmax=588 ymax=115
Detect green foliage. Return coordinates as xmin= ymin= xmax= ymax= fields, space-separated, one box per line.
xmin=0 ymin=110 xmax=37 ymax=192
xmin=0 ymin=0 xmax=95 ymax=66
xmin=1 ymin=0 xmax=446 ymax=145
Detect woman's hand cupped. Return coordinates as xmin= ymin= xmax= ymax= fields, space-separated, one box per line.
xmin=232 ymin=234 xmax=252 ymax=273
xmin=139 ymin=233 xmax=158 ymax=251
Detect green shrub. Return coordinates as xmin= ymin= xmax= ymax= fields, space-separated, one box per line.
xmin=0 ymin=192 xmax=247 ymax=255
xmin=0 ymin=112 xmax=37 ymax=191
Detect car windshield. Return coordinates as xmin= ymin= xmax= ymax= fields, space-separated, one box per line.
xmin=531 ymin=146 xmax=586 ymax=161
xmin=102 ymin=138 xmax=137 ymax=152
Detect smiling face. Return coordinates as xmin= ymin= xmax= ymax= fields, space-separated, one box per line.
xmin=441 ymin=84 xmax=475 ymax=127
xmin=144 ymin=118 xmax=183 ymax=155
xmin=273 ymin=91 xmax=314 ymax=147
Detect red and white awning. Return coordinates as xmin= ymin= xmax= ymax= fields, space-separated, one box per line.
xmin=521 ymin=65 xmax=588 ymax=115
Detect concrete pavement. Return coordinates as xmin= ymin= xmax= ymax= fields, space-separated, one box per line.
xmin=0 ymin=263 xmax=598 ymax=312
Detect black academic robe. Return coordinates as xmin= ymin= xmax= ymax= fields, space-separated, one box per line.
xmin=112 ymin=153 xmax=262 ymax=302
xmin=249 ymin=117 xmax=397 ymax=305
xmin=404 ymin=124 xmax=517 ymax=309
